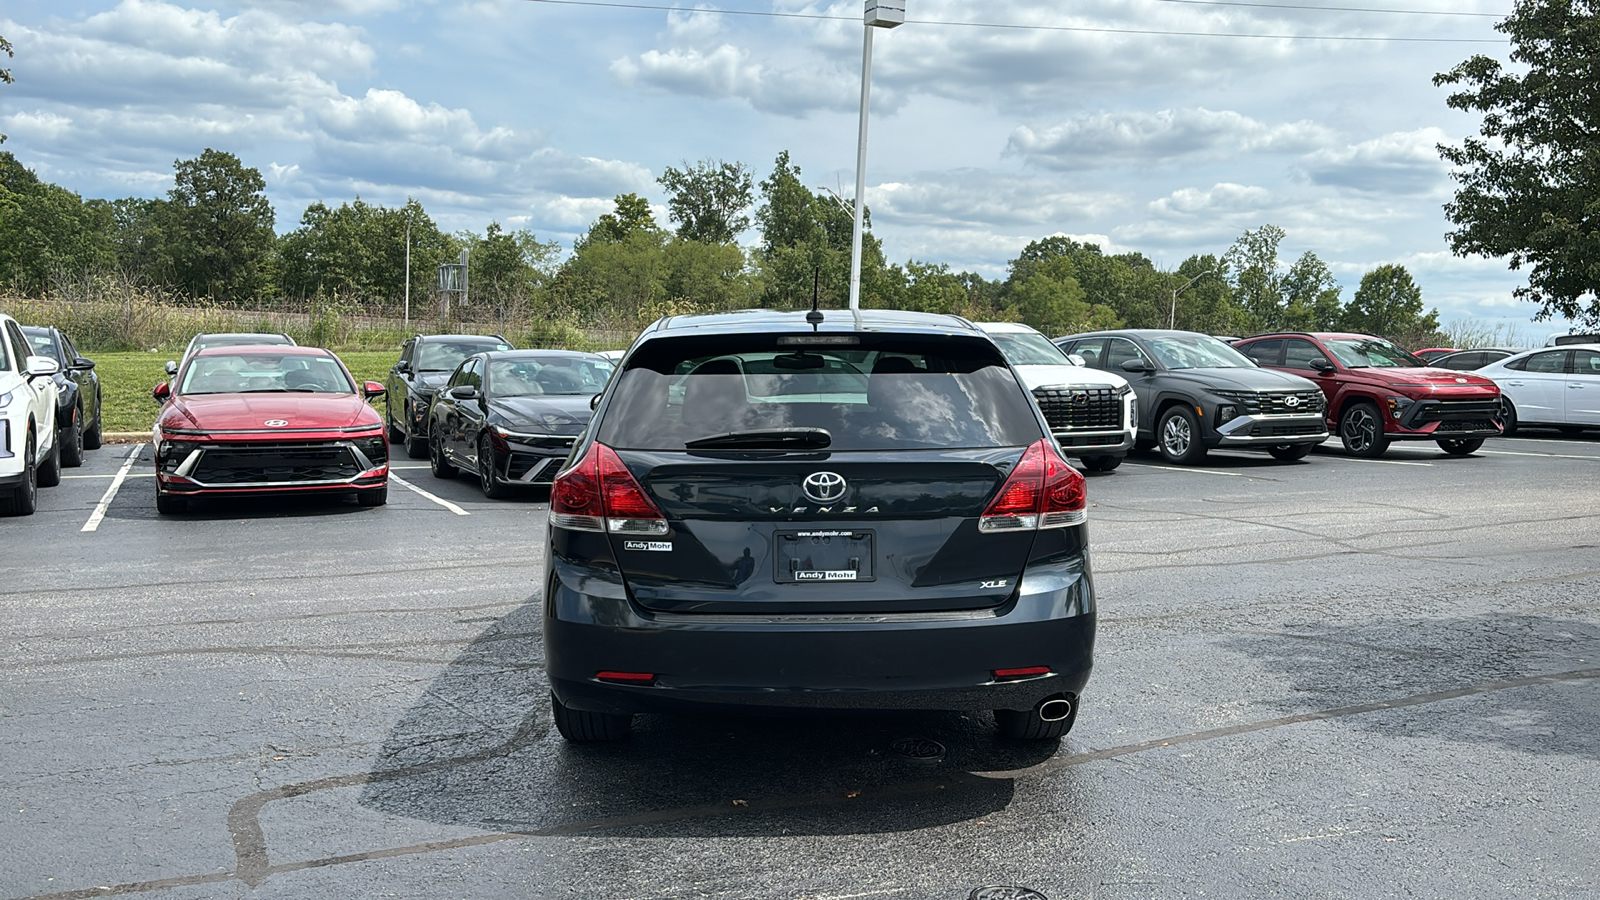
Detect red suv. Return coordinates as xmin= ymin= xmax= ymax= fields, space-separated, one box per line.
xmin=1233 ymin=332 xmax=1502 ymax=457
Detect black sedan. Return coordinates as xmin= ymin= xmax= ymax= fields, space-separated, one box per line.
xmin=426 ymin=350 xmax=613 ymax=497
xmin=21 ymin=325 xmax=102 ymax=467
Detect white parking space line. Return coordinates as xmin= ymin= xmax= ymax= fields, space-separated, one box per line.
xmin=1312 ymin=456 xmax=1433 ymax=467
xmin=390 ymin=464 xmax=430 ymax=471
xmin=63 ymin=472 xmax=155 ymax=479
xmin=82 ymin=444 xmax=143 ymax=532
xmin=389 ymin=472 xmax=470 ymax=516
xmin=1482 ymin=449 xmax=1600 ymax=462
xmin=1121 ymin=463 xmax=1247 ymax=477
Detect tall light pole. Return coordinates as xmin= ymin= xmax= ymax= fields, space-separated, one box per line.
xmin=848 ymin=0 xmax=904 ymax=311
xmin=403 ymin=217 xmax=412 ymax=328
xmin=1169 ymin=270 xmax=1215 ymax=330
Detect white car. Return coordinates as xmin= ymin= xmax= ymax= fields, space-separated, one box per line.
xmin=978 ymin=322 xmax=1136 ymax=471
xmin=1 ymin=313 xmax=62 ymax=515
xmin=1477 ymin=342 xmax=1600 ymax=435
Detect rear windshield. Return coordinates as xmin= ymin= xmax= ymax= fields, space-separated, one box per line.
xmin=419 ymin=340 xmax=513 ymax=372
xmin=598 ymin=334 xmax=1043 ymax=451
xmin=989 ymin=331 xmax=1072 ymax=366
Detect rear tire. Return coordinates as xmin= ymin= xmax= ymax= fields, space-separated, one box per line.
xmin=60 ymin=407 xmax=85 ymax=468
xmin=1436 ymin=437 xmax=1485 ymax=456
xmin=36 ymin=431 xmax=61 ymax=488
xmin=1339 ymin=402 xmax=1390 ymax=458
xmin=995 ymin=695 xmax=1079 ymax=740
xmin=357 ymin=486 xmax=388 ymax=507
xmin=385 ymin=400 xmax=405 ymax=444
xmin=1268 ymin=443 xmax=1313 ymax=461
xmin=1080 ymin=454 xmax=1123 ymax=472
xmin=551 ymin=692 xmax=633 ymax=742
xmin=82 ymin=394 xmax=102 ymax=450
xmin=1157 ymin=405 xmax=1207 ymax=465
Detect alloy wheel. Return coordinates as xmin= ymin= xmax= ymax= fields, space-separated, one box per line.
xmin=1161 ymin=415 xmax=1191 ymax=457
xmin=1343 ymin=407 xmax=1377 ymax=453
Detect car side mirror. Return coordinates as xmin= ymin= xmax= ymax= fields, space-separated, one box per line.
xmin=1065 ymin=353 xmax=1087 ymax=367
xmin=396 ymin=362 xmax=412 ymax=375
xmin=448 ymin=384 xmax=479 ymax=400
xmin=152 ymin=382 xmax=171 ymax=403
xmin=590 ymin=393 xmax=603 ymax=411
xmin=72 ymin=356 xmax=96 ymax=370
xmin=1309 ymin=358 xmax=1336 ymax=373
xmin=362 ymin=381 xmax=385 ymax=399
xmin=165 ymin=360 xmax=178 ymax=376
xmin=1120 ymin=359 xmax=1153 ymax=373
xmin=25 ymin=356 xmax=60 ymax=378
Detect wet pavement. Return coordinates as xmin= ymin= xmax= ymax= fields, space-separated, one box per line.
xmin=3 ymin=434 xmax=1598 ymax=899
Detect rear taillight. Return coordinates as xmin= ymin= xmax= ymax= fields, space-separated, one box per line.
xmin=550 ymin=442 xmax=668 ymax=535
xmin=979 ymin=438 xmax=1087 ymax=533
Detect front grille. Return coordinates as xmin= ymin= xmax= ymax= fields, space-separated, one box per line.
xmin=192 ymin=442 xmax=360 ymax=485
xmin=1032 ymin=386 xmax=1123 ymax=430
xmin=1414 ymin=399 xmax=1502 ymax=423
xmin=1218 ymin=390 xmax=1325 ymax=415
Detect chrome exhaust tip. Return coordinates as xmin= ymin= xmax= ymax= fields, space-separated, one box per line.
xmin=1037 ymin=697 xmax=1073 ymax=722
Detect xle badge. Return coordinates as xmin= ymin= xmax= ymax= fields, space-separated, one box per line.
xmin=623 ymin=541 xmax=672 ymax=552
xmin=981 ymin=579 xmax=1009 ymax=590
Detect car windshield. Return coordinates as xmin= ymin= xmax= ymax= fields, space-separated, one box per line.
xmin=489 ymin=357 xmax=614 ymax=396
xmin=179 ymin=353 xmax=355 ymax=394
xmin=193 ymin=334 xmax=293 ymax=352
xmin=1145 ymin=335 xmax=1255 ymax=369
xmin=599 ymin=335 xmax=1042 ymax=452
xmin=419 ymin=340 xmax=512 ymax=372
xmin=989 ymin=332 xmax=1073 ymax=366
xmin=1324 ymin=338 xmax=1424 ymax=368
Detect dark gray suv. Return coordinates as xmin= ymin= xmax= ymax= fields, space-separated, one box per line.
xmin=1057 ymin=329 xmax=1328 ymax=464
xmin=545 ymin=310 xmax=1097 ymax=742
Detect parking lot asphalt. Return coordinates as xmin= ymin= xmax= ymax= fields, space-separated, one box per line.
xmin=3 ymin=434 xmax=1599 ymax=900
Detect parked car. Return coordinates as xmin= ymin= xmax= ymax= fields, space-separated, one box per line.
xmin=1427 ymin=348 xmax=1520 ymax=371
xmin=595 ymin=349 xmax=626 ymax=363
xmin=167 ymin=332 xmax=296 ymax=378
xmin=1055 ymin=329 xmax=1328 ymax=464
xmin=21 ymin=325 xmax=102 ymax=466
xmin=1413 ymin=347 xmax=1459 ymax=363
xmin=546 ymin=309 xmax=1094 ymax=742
xmin=384 ymin=333 xmax=513 ymax=459
xmin=1546 ymin=331 xmax=1600 ymax=347
xmin=151 ymin=347 xmax=389 ymax=514
xmin=427 ymin=350 xmax=613 ymax=497
xmin=1234 ymin=332 xmax=1502 ymax=457
xmin=1476 ymin=343 xmax=1600 ymax=436
xmin=1 ymin=313 xmax=62 ymax=515
xmin=977 ymin=322 xmax=1134 ymax=471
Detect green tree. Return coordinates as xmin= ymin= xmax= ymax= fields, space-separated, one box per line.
xmin=1435 ymin=0 xmax=1600 ymax=326
xmin=1224 ymin=224 xmax=1289 ymax=332
xmin=165 ymin=149 xmax=276 ymax=303
xmin=584 ymin=193 xmax=659 ymax=246
xmin=1281 ymin=251 xmax=1345 ymax=329
xmin=753 ymin=151 xmax=887 ymax=308
xmin=278 ymin=198 xmax=455 ymax=309
xmin=657 ymin=159 xmax=754 ymax=244
xmin=1167 ymin=255 xmax=1240 ymax=334
xmin=1342 ymin=264 xmax=1441 ymax=347
xmin=0 ymin=152 xmax=116 ymax=291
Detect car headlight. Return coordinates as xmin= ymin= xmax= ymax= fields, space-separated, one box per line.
xmin=157 ymin=440 xmax=204 ymax=473
xmin=1114 ymin=383 xmax=1132 ymax=398
xmin=1216 ymin=404 xmax=1238 ymax=425
xmin=0 ymin=390 xmax=12 ymax=410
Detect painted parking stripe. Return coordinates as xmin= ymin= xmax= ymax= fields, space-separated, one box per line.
xmin=1481 ymin=448 xmax=1600 ymax=462
xmin=388 ymin=472 xmax=470 ymax=516
xmin=82 ymin=444 xmax=143 ymax=532
xmin=1311 ymin=455 xmax=1433 ymax=467
xmin=1120 ymin=462 xmax=1248 ymax=477
xmin=63 ymin=472 xmax=156 ymax=479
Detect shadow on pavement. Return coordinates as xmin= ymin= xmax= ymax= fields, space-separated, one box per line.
xmin=359 ymin=600 xmax=1060 ymax=837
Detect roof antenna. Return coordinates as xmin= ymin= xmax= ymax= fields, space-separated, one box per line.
xmin=806 ymin=266 xmax=824 ymax=330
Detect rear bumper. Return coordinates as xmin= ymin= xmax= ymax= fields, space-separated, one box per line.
xmin=545 ymin=561 xmax=1096 ymax=716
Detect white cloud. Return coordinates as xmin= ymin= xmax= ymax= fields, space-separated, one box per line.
xmin=1009 ymin=109 xmax=1331 ymax=170
xmin=1300 ymin=128 xmax=1452 ymax=195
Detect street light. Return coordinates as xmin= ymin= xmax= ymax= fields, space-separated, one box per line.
xmin=1169 ymin=270 xmax=1216 ymax=330
xmin=848 ymin=0 xmax=904 ymax=311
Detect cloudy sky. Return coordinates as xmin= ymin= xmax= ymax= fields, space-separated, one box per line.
xmin=0 ymin=0 xmax=1567 ymax=336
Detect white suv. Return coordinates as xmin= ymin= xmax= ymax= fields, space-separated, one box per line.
xmin=979 ymin=322 xmax=1136 ymax=472
xmin=1 ymin=313 xmax=62 ymax=516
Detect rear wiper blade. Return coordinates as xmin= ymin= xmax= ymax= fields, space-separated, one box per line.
xmin=685 ymin=428 xmax=832 ymax=450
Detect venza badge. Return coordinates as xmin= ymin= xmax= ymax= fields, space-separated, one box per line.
xmin=801 ymin=471 xmax=847 ymax=504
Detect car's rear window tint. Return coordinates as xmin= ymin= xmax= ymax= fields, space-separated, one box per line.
xmin=598 ymin=333 xmax=1043 ymax=451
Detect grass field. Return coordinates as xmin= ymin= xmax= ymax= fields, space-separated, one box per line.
xmin=92 ymin=350 xmax=399 ymax=434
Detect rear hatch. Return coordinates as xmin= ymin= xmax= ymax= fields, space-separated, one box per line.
xmin=582 ymin=332 xmax=1051 ymax=615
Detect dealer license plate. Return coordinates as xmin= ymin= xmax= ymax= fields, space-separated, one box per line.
xmin=774 ymin=530 xmax=875 ymax=583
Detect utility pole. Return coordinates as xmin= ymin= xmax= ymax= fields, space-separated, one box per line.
xmin=403 ymin=218 xmax=411 ymax=328
xmin=1170 ymin=271 xmax=1213 ymax=330
xmin=848 ymin=0 xmax=904 ymax=311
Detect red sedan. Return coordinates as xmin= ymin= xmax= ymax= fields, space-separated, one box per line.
xmin=152 ymin=347 xmax=389 ymax=514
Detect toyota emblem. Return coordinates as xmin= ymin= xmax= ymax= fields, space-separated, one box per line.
xmin=1285 ymin=395 xmax=1301 ymax=407
xmin=801 ymin=471 xmax=847 ymax=504
xmin=264 ymin=419 xmax=289 ymax=427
